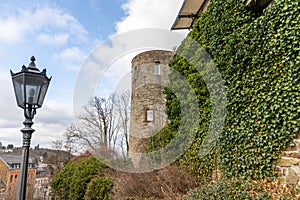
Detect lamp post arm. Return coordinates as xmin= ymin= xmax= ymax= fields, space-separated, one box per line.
xmin=24 ymin=104 xmax=36 ymax=120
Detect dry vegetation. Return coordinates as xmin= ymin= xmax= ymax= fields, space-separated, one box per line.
xmin=106 ymin=165 xmax=199 ymax=200
xmin=249 ymin=179 xmax=300 ymax=199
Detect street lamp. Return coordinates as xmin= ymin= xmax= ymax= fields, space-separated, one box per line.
xmin=43 ymin=185 xmax=48 ymax=200
xmin=10 ymin=56 xmax=51 ymax=200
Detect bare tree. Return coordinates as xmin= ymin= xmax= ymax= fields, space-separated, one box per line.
xmin=51 ymin=139 xmax=63 ymax=150
xmin=46 ymin=139 xmax=69 ymax=168
xmin=65 ymin=92 xmax=131 ymax=157
xmin=113 ymin=90 xmax=131 ymax=156
xmin=64 ymin=131 xmax=79 ymax=159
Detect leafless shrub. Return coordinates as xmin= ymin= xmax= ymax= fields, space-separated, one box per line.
xmin=107 ymin=165 xmax=199 ymax=200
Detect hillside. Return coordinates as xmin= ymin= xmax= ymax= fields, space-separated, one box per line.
xmin=0 ymin=147 xmax=71 ymax=166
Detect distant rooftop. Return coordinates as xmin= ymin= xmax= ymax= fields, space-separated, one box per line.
xmin=171 ymin=0 xmax=210 ymax=30
xmin=0 ymin=154 xmax=35 ymax=169
xmin=1 ymin=154 xmax=23 ymax=163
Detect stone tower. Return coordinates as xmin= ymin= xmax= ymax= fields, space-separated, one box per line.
xmin=129 ymin=50 xmax=174 ymax=167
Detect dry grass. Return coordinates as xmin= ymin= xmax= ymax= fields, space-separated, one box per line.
xmin=249 ymin=179 xmax=300 ymax=199
xmin=106 ymin=165 xmax=199 ymax=200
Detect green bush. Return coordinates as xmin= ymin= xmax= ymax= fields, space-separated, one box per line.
xmin=51 ymin=156 xmax=109 ymax=199
xmin=184 ymin=179 xmax=299 ymax=200
xmin=184 ymin=179 xmax=255 ymax=200
xmin=84 ymin=177 xmax=114 ymax=200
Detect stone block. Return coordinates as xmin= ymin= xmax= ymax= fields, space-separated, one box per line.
xmin=279 ymin=158 xmax=291 ymax=167
xmin=281 ymin=151 xmax=292 ymax=157
xmin=290 ymin=159 xmax=299 ymax=165
xmin=283 ymin=152 xmax=300 ymax=159
xmin=294 ymin=166 xmax=300 ymax=175
xmin=286 ymin=168 xmax=299 ymax=185
xmin=291 ymin=152 xmax=300 ymax=159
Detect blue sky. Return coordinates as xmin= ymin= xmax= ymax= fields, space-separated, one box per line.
xmin=0 ymin=0 xmax=187 ymax=148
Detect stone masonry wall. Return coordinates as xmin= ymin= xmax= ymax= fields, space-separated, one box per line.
xmin=277 ymin=131 xmax=300 ymax=185
xmin=129 ymin=50 xmax=174 ymax=167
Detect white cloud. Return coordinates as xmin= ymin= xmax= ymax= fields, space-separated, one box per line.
xmin=0 ymin=15 xmax=28 ymax=43
xmin=0 ymin=71 xmax=23 ymax=124
xmin=116 ymin=0 xmax=185 ymax=33
xmin=0 ymin=123 xmax=68 ymax=148
xmin=53 ymin=47 xmax=87 ymax=71
xmin=58 ymin=47 xmax=86 ymax=61
xmin=0 ymin=5 xmax=88 ymax=44
xmin=36 ymin=100 xmax=74 ymax=126
xmin=0 ymin=70 xmax=24 ymax=147
xmin=30 ymin=6 xmax=88 ymax=42
xmin=37 ymin=33 xmax=69 ymax=46
xmin=95 ymin=52 xmax=135 ymax=97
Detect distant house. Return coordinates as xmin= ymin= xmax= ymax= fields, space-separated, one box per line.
xmin=34 ymin=163 xmax=53 ymax=200
xmin=70 ymin=150 xmax=92 ymax=162
xmin=0 ymin=154 xmax=36 ymax=199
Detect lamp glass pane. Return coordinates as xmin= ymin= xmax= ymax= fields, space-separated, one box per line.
xmin=37 ymin=78 xmax=50 ymax=107
xmin=12 ymin=74 xmax=25 ymax=108
xmin=24 ymin=73 xmax=44 ymax=106
xmin=25 ymin=85 xmax=40 ymax=105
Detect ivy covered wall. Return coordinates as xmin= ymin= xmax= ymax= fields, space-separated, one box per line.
xmin=148 ymin=0 xmax=300 ymax=180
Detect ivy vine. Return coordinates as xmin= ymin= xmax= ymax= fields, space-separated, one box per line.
xmin=148 ymin=0 xmax=300 ymax=180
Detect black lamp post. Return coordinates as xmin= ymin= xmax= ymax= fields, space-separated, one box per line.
xmin=10 ymin=56 xmax=51 ymax=200
xmin=43 ymin=185 xmax=48 ymax=200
